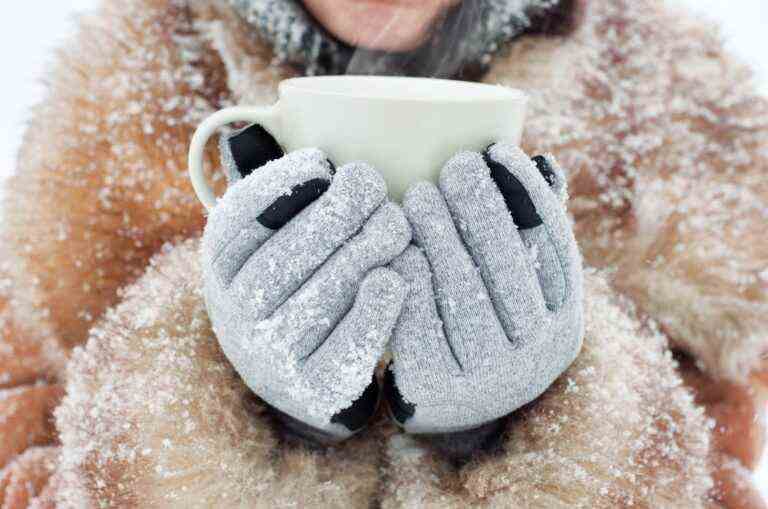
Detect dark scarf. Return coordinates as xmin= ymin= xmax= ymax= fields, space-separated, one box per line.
xmin=229 ymin=0 xmax=576 ymax=79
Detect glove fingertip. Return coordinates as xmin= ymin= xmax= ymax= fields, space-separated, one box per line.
xmin=367 ymin=202 xmax=413 ymax=262
xmin=330 ymin=375 xmax=381 ymax=433
xmin=401 ymin=181 xmax=442 ymax=227
xmin=358 ymin=268 xmax=408 ymax=351
xmin=383 ymin=364 xmax=416 ymax=426
xmin=438 ymin=151 xmax=486 ymax=194
xmin=533 ymin=153 xmax=568 ymax=201
xmin=220 ymin=123 xmax=284 ymax=182
xmin=257 ymin=177 xmax=330 ymax=230
xmin=483 ymin=148 xmax=543 ymax=230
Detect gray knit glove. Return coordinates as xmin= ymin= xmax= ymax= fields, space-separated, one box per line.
xmin=385 ymin=143 xmax=584 ymax=436
xmin=203 ymin=129 xmax=411 ymax=441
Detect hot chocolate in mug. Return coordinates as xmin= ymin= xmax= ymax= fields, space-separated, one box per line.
xmin=188 ymin=76 xmax=527 ymax=208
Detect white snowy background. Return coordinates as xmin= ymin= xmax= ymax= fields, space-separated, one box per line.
xmin=0 ymin=0 xmax=766 ymax=496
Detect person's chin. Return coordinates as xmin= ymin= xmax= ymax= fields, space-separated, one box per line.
xmin=303 ymin=0 xmax=458 ymax=52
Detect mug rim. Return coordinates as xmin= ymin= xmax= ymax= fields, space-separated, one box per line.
xmin=279 ymin=75 xmax=527 ymax=104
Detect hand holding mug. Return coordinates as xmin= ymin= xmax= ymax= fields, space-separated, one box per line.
xmin=188 ymin=76 xmax=527 ymax=207
xmin=385 ymin=144 xmax=584 ymax=438
xmin=201 ymin=144 xmax=411 ymax=441
xmin=191 ymin=76 xmax=583 ymax=445
xmin=192 ymin=76 xmax=527 ymax=441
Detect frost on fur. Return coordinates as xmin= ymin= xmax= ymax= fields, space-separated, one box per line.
xmin=1 ymin=0 xmax=289 ymax=353
xmin=488 ymin=0 xmax=768 ymax=381
xmin=53 ymin=241 xmax=720 ymax=507
xmin=0 ymin=0 xmax=766 ymax=505
xmin=383 ymin=272 xmax=714 ymax=508
xmin=0 ymin=256 xmax=65 ymax=494
xmin=56 ymin=239 xmax=382 ymax=507
xmin=0 ymin=446 xmax=59 ymax=508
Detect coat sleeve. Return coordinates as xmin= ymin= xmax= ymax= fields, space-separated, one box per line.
xmin=382 ymin=271 xmax=765 ymax=509
xmin=54 ymin=238 xmax=383 ymax=507
xmin=0 ymin=0 xmax=279 ymax=352
xmin=0 ymin=0 xmax=289 ymax=495
xmin=381 ymin=272 xmax=758 ymax=508
xmin=489 ymin=0 xmax=768 ymax=383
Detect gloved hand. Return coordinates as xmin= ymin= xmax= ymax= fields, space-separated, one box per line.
xmin=202 ymin=124 xmax=411 ymax=442
xmin=385 ymin=143 xmax=584 ymax=437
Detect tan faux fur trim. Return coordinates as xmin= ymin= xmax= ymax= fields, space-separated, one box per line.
xmin=485 ymin=0 xmax=768 ymax=382
xmin=54 ymin=240 xmax=715 ymax=507
xmin=0 ymin=0 xmax=766 ymax=505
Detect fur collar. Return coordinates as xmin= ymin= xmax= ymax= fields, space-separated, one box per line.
xmin=228 ymin=0 xmax=576 ymax=78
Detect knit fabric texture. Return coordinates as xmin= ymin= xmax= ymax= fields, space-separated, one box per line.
xmin=202 ymin=148 xmax=411 ymax=439
xmin=388 ymin=144 xmax=584 ymax=433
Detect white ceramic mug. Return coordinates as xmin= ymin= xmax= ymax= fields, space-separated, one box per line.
xmin=188 ymin=76 xmax=527 ymax=209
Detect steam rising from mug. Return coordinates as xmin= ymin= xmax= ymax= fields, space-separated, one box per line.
xmin=229 ymin=0 xmax=574 ymax=78
xmin=343 ymin=0 xmax=566 ymax=79
xmin=344 ymin=0 xmax=486 ymax=79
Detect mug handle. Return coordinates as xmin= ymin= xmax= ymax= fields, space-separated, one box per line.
xmin=188 ymin=105 xmax=281 ymax=211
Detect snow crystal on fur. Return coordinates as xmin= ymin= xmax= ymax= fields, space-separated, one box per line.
xmin=55 ymin=241 xmax=714 ymax=507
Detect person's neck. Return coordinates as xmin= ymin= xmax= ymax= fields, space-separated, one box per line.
xmin=229 ymin=0 xmax=577 ymax=79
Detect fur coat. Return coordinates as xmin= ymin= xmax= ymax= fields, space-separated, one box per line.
xmin=0 ymin=0 xmax=766 ymax=506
